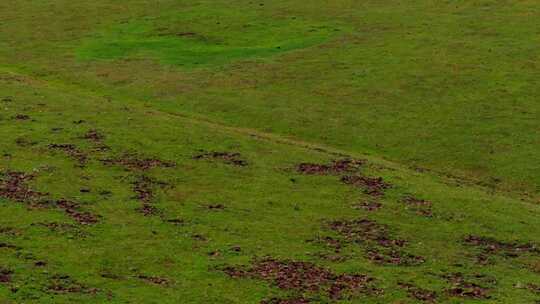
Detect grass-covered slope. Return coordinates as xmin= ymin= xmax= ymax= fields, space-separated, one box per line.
xmin=0 ymin=1 xmax=539 ymax=303
xmin=1 ymin=69 xmax=539 ymax=303
xmin=1 ymin=0 xmax=539 ymax=196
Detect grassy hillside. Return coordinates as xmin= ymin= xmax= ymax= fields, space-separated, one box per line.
xmin=0 ymin=1 xmax=539 ymax=303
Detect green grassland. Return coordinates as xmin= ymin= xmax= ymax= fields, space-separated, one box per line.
xmin=0 ymin=0 xmax=539 ymax=303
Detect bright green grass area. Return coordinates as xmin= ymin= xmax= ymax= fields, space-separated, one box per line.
xmin=77 ymin=8 xmax=339 ymax=66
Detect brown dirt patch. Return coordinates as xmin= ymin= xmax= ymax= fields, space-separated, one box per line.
xmin=47 ymin=275 xmax=99 ymax=294
xmin=224 ymin=257 xmax=381 ymax=300
xmin=55 ymin=199 xmax=99 ymax=225
xmin=131 ymin=175 xmax=168 ymax=216
xmin=341 ymin=176 xmax=390 ymax=197
xmin=137 ymin=204 xmax=162 ymax=216
xmin=12 ymin=114 xmax=30 ymax=120
xmin=0 ymin=171 xmax=46 ymax=203
xmin=206 ymin=203 xmax=226 ymax=210
xmin=328 ymin=219 xmax=405 ymax=248
xmin=401 ymin=196 xmax=433 ymax=217
xmin=296 ymin=159 xmax=364 ymax=175
xmin=327 ymin=219 xmax=424 ymax=266
xmin=528 ymin=283 xmax=540 ymax=294
xmin=443 ymin=273 xmax=492 ymax=299
xmin=0 ymin=268 xmax=13 ymax=283
xmin=193 ymin=151 xmax=247 ymax=167
xmin=102 ymin=154 xmax=175 ymax=171
xmin=48 ymin=144 xmax=88 ymax=166
xmin=82 ymin=129 xmax=104 ymax=143
xmin=464 ymin=235 xmax=539 ymax=261
xmin=398 ymin=282 xmax=437 ymax=303
xmin=138 ymin=275 xmax=170 ymax=286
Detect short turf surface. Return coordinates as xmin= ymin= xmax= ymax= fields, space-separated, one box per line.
xmin=0 ymin=1 xmax=539 ymax=303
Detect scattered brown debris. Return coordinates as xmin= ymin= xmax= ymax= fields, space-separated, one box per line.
xmin=166 ymin=218 xmax=185 ymax=225
xmin=102 ymin=154 xmax=175 ymax=171
xmin=47 ymin=275 xmax=98 ymax=294
xmin=528 ymin=283 xmax=540 ymax=294
xmin=326 ymin=219 xmax=424 ymax=266
xmin=82 ymin=129 xmax=104 ymax=143
xmin=296 ymin=159 xmax=364 ymax=175
xmin=307 ymin=236 xmax=343 ymax=253
xmin=401 ymin=196 xmax=433 ymax=217
xmin=48 ymin=144 xmax=88 ymax=165
xmin=398 ymin=282 xmax=437 ymax=303
xmin=138 ymin=275 xmax=170 ymax=286
xmin=0 ymin=171 xmax=46 ymax=203
xmin=193 ymin=151 xmax=247 ymax=167
xmin=443 ymin=273 xmax=492 ymax=299
xmin=206 ymin=203 xmax=226 ymax=210
xmin=0 ymin=227 xmax=22 ymax=237
xmin=132 ymin=176 xmax=154 ymax=203
xmin=464 ymin=235 xmax=539 ymax=260
xmin=137 ymin=204 xmax=162 ymax=216
xmin=12 ymin=114 xmax=30 ymax=120
xmin=352 ymin=201 xmax=382 ymax=211
xmin=131 ymin=175 xmax=167 ymax=216
xmin=341 ymin=176 xmax=390 ymax=197
xmin=55 ymin=199 xmax=99 ymax=225
xmin=0 ymin=268 xmax=13 ymax=283
xmin=328 ymin=219 xmax=405 ymax=248
xmin=224 ymin=257 xmax=381 ymax=300
xmin=261 ymin=297 xmax=311 ymax=304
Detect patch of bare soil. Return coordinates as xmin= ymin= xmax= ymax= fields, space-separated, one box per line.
xmin=0 ymin=267 xmax=13 ymax=283
xmin=82 ymin=129 xmax=104 ymax=143
xmin=55 ymin=199 xmax=99 ymax=225
xmin=131 ymin=175 xmax=168 ymax=216
xmin=398 ymin=282 xmax=437 ymax=303
xmin=0 ymin=171 xmax=46 ymax=203
xmin=12 ymin=114 xmax=30 ymax=120
xmin=82 ymin=129 xmax=110 ymax=152
xmin=296 ymin=159 xmax=364 ymax=175
xmin=528 ymin=283 xmax=540 ymax=294
xmin=0 ymin=227 xmax=22 ymax=237
xmin=102 ymin=154 xmax=175 ymax=171
xmin=464 ymin=235 xmax=539 ymax=264
xmin=48 ymin=144 xmax=88 ymax=166
xmin=442 ymin=273 xmax=493 ymax=299
xmin=224 ymin=257 xmax=381 ymax=300
xmin=341 ymin=176 xmax=390 ymax=197
xmin=138 ymin=275 xmax=170 ymax=286
xmin=327 ymin=219 xmax=424 ymax=266
xmin=47 ymin=275 xmax=99 ymax=294
xmin=193 ymin=151 xmax=247 ymax=167
xmin=401 ymin=195 xmax=433 ymax=217
xmin=205 ymin=203 xmax=226 ymax=210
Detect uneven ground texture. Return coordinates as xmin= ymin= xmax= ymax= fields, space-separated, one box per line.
xmin=0 ymin=1 xmax=539 ymax=303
